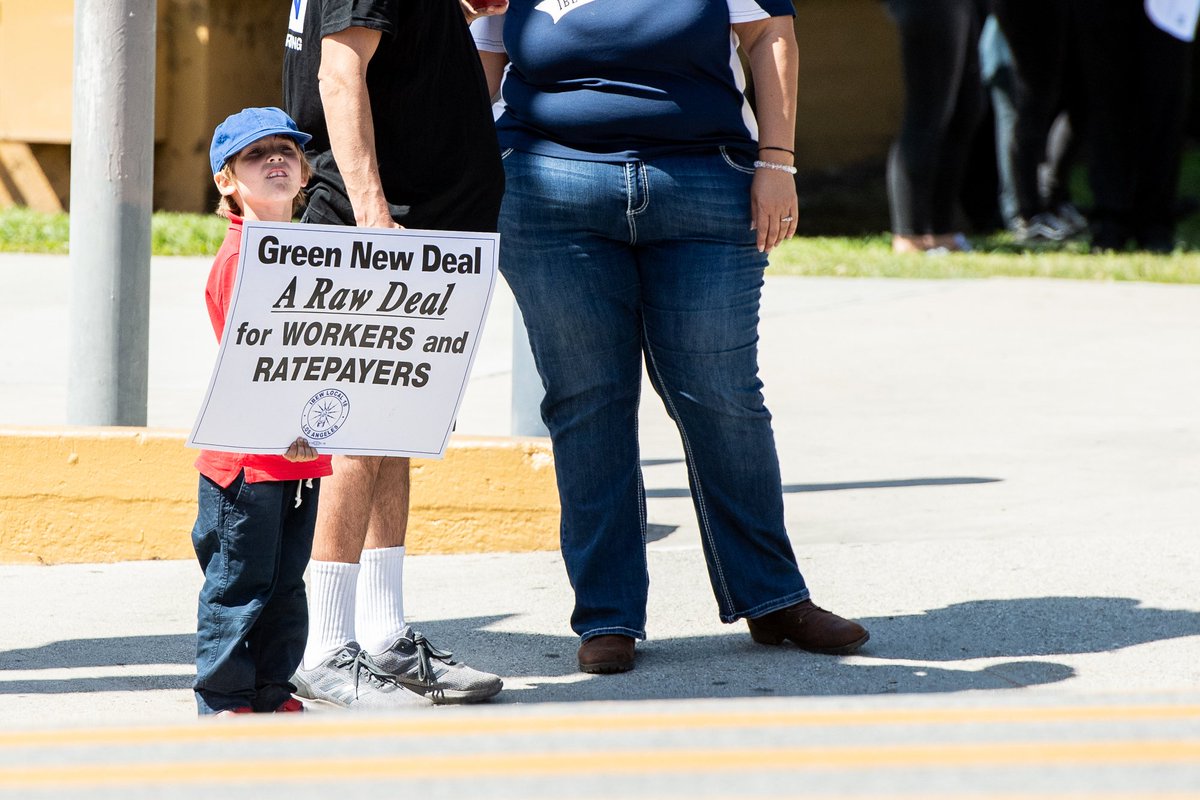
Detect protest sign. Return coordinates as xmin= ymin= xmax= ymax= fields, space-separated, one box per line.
xmin=187 ymin=221 xmax=498 ymax=458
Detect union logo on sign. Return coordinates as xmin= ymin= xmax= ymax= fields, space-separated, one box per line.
xmin=300 ymin=388 xmax=350 ymax=440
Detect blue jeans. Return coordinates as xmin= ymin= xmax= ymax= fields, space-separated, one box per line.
xmin=980 ymin=14 xmax=1020 ymax=227
xmin=191 ymin=473 xmax=318 ymax=714
xmin=498 ymin=149 xmax=810 ymax=640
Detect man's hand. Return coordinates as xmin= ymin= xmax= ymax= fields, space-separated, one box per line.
xmin=461 ymin=0 xmax=508 ymax=23
xmin=283 ymin=437 xmax=319 ymax=463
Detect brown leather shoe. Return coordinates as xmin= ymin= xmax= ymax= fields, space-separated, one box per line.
xmin=746 ymin=600 xmax=869 ymax=655
xmin=578 ymin=635 xmax=636 ymax=674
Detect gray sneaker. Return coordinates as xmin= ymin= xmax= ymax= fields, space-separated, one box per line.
xmin=368 ymin=627 xmax=503 ymax=704
xmin=292 ymin=642 xmax=430 ymax=709
xmin=1054 ymin=203 xmax=1088 ymax=237
xmin=1012 ymin=212 xmax=1070 ymax=243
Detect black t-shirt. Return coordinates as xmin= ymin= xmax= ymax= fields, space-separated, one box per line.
xmin=283 ymin=0 xmax=503 ymax=232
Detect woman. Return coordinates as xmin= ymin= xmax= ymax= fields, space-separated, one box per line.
xmin=884 ymin=0 xmax=986 ymax=253
xmin=473 ymin=0 xmax=869 ymax=674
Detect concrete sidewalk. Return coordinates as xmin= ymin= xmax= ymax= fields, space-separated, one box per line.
xmin=1 ymin=255 xmax=1198 ymax=727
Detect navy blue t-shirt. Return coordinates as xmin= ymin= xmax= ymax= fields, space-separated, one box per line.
xmin=472 ymin=0 xmax=795 ymax=161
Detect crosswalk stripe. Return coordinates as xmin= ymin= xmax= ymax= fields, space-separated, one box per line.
xmin=1 ymin=740 xmax=1199 ymax=789
xmin=0 ymin=703 xmax=1196 ymax=749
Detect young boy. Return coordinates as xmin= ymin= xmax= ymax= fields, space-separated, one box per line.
xmin=191 ymin=107 xmax=332 ymax=716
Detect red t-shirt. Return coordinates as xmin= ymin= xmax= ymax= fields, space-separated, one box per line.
xmin=194 ymin=216 xmax=333 ymax=488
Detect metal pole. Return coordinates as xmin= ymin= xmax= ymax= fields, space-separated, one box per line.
xmin=510 ymin=305 xmax=549 ymax=436
xmin=67 ymin=0 xmax=156 ymax=426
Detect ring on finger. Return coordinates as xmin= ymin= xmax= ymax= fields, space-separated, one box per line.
xmin=781 ymin=215 xmax=794 ymax=223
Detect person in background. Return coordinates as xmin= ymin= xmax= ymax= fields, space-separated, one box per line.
xmin=884 ymin=0 xmax=987 ymax=253
xmin=986 ymin=2 xmax=1087 ymax=244
xmin=1072 ymin=0 xmax=1198 ymax=252
xmin=192 ymin=107 xmax=331 ymax=717
xmin=472 ymin=0 xmax=869 ymax=675
xmin=281 ymin=0 xmax=507 ymax=708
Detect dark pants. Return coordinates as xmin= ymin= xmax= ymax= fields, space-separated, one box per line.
xmin=191 ymin=473 xmax=319 ymax=714
xmin=991 ymin=0 xmax=1074 ymax=220
xmin=1073 ymin=0 xmax=1195 ymax=248
xmin=886 ymin=0 xmax=986 ymax=235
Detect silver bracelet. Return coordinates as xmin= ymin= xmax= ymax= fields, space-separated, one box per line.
xmin=753 ymin=160 xmax=798 ymax=175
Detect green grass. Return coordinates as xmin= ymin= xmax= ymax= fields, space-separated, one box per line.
xmin=0 ymin=207 xmax=70 ymax=253
xmin=1 ymin=196 xmax=1198 ymax=284
xmin=149 ymin=211 xmax=228 ymax=256
xmin=767 ymin=233 xmax=1200 ymax=284
xmin=766 ymin=143 xmax=1200 ymax=283
xmin=0 ymin=207 xmax=226 ymax=256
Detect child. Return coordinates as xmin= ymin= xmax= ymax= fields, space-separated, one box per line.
xmin=191 ymin=107 xmax=332 ymax=717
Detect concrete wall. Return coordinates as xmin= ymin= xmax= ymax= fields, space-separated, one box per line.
xmin=0 ymin=1 xmax=904 ymax=214
xmin=0 ymin=0 xmax=85 ymax=211
xmin=0 ymin=427 xmax=560 ymax=565
xmin=0 ymin=1 xmax=285 ymax=214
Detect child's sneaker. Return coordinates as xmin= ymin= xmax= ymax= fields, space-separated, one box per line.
xmin=274 ymin=697 xmax=305 ymax=713
xmin=213 ymin=707 xmax=253 ymax=718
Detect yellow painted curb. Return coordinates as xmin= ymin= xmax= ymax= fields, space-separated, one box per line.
xmin=0 ymin=427 xmax=559 ymax=564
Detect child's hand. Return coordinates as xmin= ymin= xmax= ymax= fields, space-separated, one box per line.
xmin=283 ymin=437 xmax=318 ymax=463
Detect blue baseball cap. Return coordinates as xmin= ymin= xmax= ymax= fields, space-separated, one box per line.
xmin=209 ymin=106 xmax=312 ymax=176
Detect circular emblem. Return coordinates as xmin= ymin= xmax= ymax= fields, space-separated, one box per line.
xmin=301 ymin=388 xmax=350 ymax=440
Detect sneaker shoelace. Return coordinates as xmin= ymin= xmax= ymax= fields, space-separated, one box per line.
xmin=412 ymin=632 xmax=455 ymax=685
xmin=332 ymin=648 xmax=399 ymax=697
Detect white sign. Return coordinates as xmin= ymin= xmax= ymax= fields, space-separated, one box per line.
xmin=187 ymin=221 xmax=499 ymax=459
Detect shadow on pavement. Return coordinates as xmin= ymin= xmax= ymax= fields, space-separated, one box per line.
xmin=644 ymin=476 xmax=1002 ymax=499
xmin=1 ymin=597 xmax=1194 ymax=702
xmin=418 ymin=596 xmax=1199 ymax=703
xmin=645 ymin=524 xmax=677 ymax=544
xmin=854 ymin=596 xmax=1200 ymax=662
xmin=0 ymin=633 xmax=193 ymax=671
xmin=0 ymin=675 xmax=192 ymax=694
xmin=0 ymin=633 xmax=193 ymax=696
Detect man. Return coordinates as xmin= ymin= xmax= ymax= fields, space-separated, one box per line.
xmin=282 ymin=0 xmax=506 ymax=708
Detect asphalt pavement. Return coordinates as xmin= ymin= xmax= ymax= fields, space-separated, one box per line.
xmin=1 ymin=253 xmax=1198 ymax=797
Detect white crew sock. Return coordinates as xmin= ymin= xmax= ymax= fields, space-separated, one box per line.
xmin=302 ymin=560 xmax=361 ymax=671
xmin=356 ymin=545 xmax=407 ymax=654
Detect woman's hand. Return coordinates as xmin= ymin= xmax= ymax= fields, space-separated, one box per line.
xmin=461 ymin=0 xmax=508 ymax=23
xmin=283 ymin=437 xmax=319 ymax=463
xmin=750 ymin=168 xmax=798 ymax=253
xmin=735 ymin=15 xmax=799 ymax=254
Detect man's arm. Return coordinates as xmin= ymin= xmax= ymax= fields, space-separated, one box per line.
xmin=479 ymin=50 xmax=509 ymax=102
xmin=318 ymin=26 xmax=398 ymax=228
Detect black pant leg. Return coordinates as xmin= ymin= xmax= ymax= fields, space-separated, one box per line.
xmin=992 ymin=0 xmax=1070 ymax=218
xmin=886 ymin=0 xmax=982 ymax=235
xmin=1073 ymin=0 xmax=1138 ymax=240
xmin=1132 ymin=12 xmax=1194 ymax=244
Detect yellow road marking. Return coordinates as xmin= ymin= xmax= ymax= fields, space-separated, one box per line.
xmin=0 ymin=703 xmax=1197 ymax=749
xmin=0 ymin=740 xmax=1197 ymax=789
